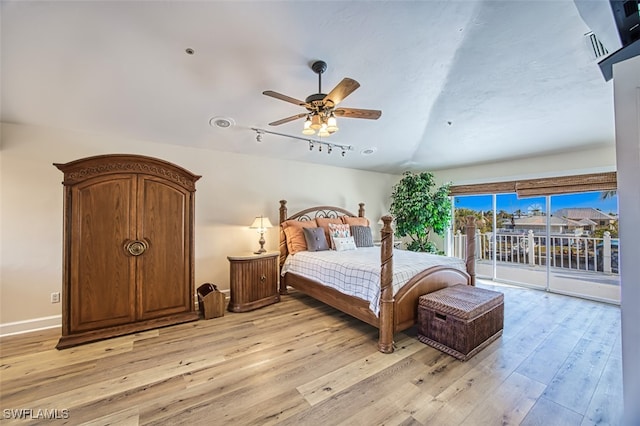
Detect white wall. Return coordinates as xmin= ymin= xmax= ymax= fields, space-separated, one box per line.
xmin=612 ymin=54 xmax=640 ymax=426
xmin=0 ymin=122 xmax=398 ymax=334
xmin=433 ymin=145 xmax=616 ymax=185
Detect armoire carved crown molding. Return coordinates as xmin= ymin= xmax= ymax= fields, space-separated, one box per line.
xmin=54 ymin=154 xmax=201 ymax=191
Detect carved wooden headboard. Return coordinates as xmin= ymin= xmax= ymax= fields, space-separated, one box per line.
xmin=278 ymin=200 xmax=365 ymax=267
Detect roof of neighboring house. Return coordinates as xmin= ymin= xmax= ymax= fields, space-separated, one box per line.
xmin=553 ymin=208 xmax=616 ymax=221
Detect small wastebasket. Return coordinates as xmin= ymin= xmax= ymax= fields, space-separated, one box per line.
xmin=197 ymin=283 xmax=226 ymax=319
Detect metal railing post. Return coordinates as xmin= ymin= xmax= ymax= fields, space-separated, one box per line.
xmin=456 ymin=230 xmax=463 ymax=259
xmin=528 ymin=230 xmax=535 ymax=266
xmin=603 ymin=231 xmax=612 ymax=274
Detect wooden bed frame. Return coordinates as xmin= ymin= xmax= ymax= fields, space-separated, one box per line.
xmin=278 ymin=200 xmax=477 ymax=353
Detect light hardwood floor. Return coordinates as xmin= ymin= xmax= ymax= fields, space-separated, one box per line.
xmin=0 ymin=281 xmax=622 ymax=425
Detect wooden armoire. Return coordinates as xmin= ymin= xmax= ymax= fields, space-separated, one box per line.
xmin=54 ymin=154 xmax=200 ymax=349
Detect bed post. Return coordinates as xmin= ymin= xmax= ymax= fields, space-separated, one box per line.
xmin=279 ymin=200 xmax=288 ymax=294
xmin=465 ymin=216 xmax=477 ymax=286
xmin=279 ymin=199 xmax=287 ymax=225
xmin=358 ymin=203 xmax=365 ymax=218
xmin=378 ymin=215 xmax=395 ymax=353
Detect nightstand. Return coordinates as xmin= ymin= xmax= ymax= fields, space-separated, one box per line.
xmin=227 ymin=252 xmax=280 ymax=312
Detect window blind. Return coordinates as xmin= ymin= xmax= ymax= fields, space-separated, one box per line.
xmin=449 ymin=172 xmax=616 ymax=197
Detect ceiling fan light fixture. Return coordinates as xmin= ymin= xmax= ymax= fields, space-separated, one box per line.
xmin=326 ymin=114 xmax=339 ymax=133
xmin=318 ymin=122 xmax=330 ymax=137
xmin=302 ymin=117 xmax=315 ymax=135
xmin=264 ymin=60 xmax=381 ymax=137
xmin=310 ymin=114 xmax=322 ymax=131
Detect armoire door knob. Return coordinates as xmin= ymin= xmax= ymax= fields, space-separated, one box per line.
xmin=126 ymin=240 xmax=147 ymax=256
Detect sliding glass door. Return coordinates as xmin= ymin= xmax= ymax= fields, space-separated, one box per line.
xmin=452 ymin=190 xmax=620 ymax=303
xmin=494 ymin=194 xmax=547 ymax=289
xmin=547 ymin=192 xmax=620 ymax=302
xmin=452 ymin=194 xmax=493 ymax=278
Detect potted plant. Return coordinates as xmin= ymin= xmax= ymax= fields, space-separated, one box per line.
xmin=389 ymin=171 xmax=452 ymax=253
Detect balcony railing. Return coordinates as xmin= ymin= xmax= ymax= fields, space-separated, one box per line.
xmin=453 ymin=230 xmax=619 ymax=274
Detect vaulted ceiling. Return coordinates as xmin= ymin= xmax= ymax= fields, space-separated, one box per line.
xmin=1 ymin=1 xmax=620 ymax=174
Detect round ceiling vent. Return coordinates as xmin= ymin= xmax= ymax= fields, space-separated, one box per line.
xmin=209 ymin=116 xmax=235 ymax=129
xmin=361 ymin=147 xmax=377 ymax=155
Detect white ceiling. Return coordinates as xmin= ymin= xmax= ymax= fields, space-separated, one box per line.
xmin=0 ymin=1 xmax=620 ymax=174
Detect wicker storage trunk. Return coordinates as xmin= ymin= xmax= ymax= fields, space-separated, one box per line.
xmin=417 ymin=284 xmax=504 ymax=361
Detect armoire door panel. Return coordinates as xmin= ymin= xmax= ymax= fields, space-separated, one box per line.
xmin=70 ymin=175 xmax=137 ymax=332
xmin=136 ymin=176 xmax=190 ymax=319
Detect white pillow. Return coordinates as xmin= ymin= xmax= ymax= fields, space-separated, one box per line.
xmin=333 ymin=236 xmax=357 ymax=252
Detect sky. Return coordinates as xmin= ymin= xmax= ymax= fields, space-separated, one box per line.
xmin=454 ymin=191 xmax=618 ymax=216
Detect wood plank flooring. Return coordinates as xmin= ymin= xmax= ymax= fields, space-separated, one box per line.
xmin=0 ymin=282 xmax=623 ymax=425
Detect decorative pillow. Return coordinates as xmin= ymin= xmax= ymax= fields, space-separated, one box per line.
xmin=327 ymin=223 xmax=351 ymax=249
xmin=303 ymin=227 xmax=330 ymax=252
xmin=281 ymin=219 xmax=316 ymax=230
xmin=341 ymin=216 xmax=370 ymax=227
xmin=281 ymin=220 xmax=317 ymax=254
xmin=333 ymin=236 xmax=357 ymax=252
xmin=350 ymin=225 xmax=374 ymax=247
xmin=316 ymin=217 xmax=343 ymax=248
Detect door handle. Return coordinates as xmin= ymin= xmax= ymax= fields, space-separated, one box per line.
xmin=125 ymin=240 xmax=147 ymax=256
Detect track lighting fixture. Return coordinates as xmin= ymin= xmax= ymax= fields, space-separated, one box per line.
xmin=250 ymin=127 xmax=352 ymax=157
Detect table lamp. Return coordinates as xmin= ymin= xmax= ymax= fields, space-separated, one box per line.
xmin=249 ymin=215 xmax=273 ymax=254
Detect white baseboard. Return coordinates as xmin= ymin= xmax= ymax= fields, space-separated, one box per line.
xmin=0 ymin=315 xmax=62 ymax=338
xmin=1 ymin=291 xmax=232 ymax=338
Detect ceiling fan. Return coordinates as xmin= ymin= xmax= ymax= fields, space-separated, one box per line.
xmin=263 ymin=60 xmax=382 ymax=137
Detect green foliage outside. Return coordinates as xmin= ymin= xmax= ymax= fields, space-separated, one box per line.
xmin=453 ymin=208 xmax=514 ymax=234
xmin=389 ymin=171 xmax=452 ymax=253
xmin=594 ymin=222 xmax=618 ymax=238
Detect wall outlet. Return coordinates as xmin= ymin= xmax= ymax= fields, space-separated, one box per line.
xmin=51 ymin=292 xmax=60 ymax=303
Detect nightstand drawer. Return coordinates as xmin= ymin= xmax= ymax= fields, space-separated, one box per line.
xmin=227 ymin=252 xmax=279 ymax=312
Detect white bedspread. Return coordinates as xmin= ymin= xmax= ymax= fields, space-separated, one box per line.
xmin=281 ymin=247 xmax=466 ymax=316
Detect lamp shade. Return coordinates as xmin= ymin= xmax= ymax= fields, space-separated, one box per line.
xmin=249 ymin=216 xmax=273 ymax=230
xmin=310 ymin=114 xmax=322 ymax=130
xmin=326 ymin=114 xmax=339 ymax=133
xmin=302 ymin=117 xmax=315 ymax=135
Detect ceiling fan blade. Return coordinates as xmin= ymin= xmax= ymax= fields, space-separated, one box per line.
xmin=263 ymin=90 xmax=307 ymax=107
xmin=334 ymin=107 xmax=382 ymax=120
xmin=323 ymin=78 xmax=360 ymax=107
xmin=268 ymin=113 xmax=308 ymax=126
